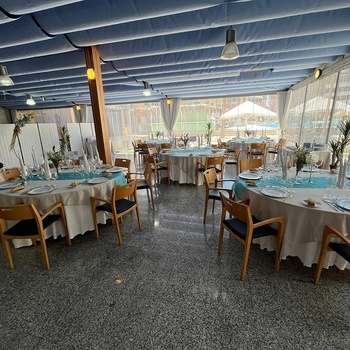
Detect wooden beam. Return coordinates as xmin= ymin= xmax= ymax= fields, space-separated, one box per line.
xmin=84 ymin=46 xmax=111 ymax=164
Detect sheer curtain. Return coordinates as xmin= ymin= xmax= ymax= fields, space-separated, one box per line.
xmin=160 ymin=98 xmax=181 ymax=133
xmin=277 ymin=91 xmax=291 ymax=138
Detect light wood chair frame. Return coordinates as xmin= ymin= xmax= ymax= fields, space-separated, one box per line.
xmin=90 ymin=180 xmax=142 ymax=245
xmin=0 ymin=202 xmax=71 ymax=269
xmin=249 ymin=143 xmax=267 ymax=160
xmin=203 ymin=168 xmax=235 ymax=224
xmin=315 ymin=225 xmax=350 ymax=284
xmin=196 ymin=155 xmax=224 ymax=186
xmin=224 ymin=149 xmax=241 ymax=175
xmin=1 ymin=168 xmax=21 ymax=180
xmin=129 ymin=162 xmax=155 ymax=209
xmin=239 ymin=158 xmax=263 ymax=173
xmin=218 ymin=193 xmax=285 ymax=281
xmin=144 ymin=154 xmax=170 ymax=185
xmin=114 ymin=157 xmax=131 ymax=180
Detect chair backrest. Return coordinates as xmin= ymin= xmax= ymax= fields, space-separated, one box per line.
xmin=148 ymin=147 xmax=158 ymax=157
xmin=277 ymin=138 xmax=287 ymax=149
xmin=203 ymin=168 xmax=218 ymax=189
xmin=114 ymin=158 xmax=131 ymax=170
xmin=2 ymin=168 xmax=21 ymax=180
xmin=239 ymin=158 xmax=263 ymax=172
xmin=143 ymin=162 xmax=153 ymax=183
xmin=111 ymin=179 xmax=137 ymax=203
xmin=144 ymin=155 xmax=156 ymax=165
xmin=250 ymin=143 xmax=266 ymax=152
xmin=220 ymin=193 xmax=252 ymax=227
xmin=205 ymin=155 xmax=224 ymax=169
xmin=160 ymin=143 xmax=172 ymax=150
xmin=0 ymin=203 xmax=40 ymax=223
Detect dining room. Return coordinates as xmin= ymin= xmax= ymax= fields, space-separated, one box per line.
xmin=1 ymin=1 xmax=350 ymax=349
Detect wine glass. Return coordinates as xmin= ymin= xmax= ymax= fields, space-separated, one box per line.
xmin=324 ymin=177 xmax=336 ymax=203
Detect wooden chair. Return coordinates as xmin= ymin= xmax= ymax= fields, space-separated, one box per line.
xmin=90 ymin=180 xmax=141 ymax=245
xmin=225 ymin=149 xmax=241 ymax=176
xmin=138 ymin=143 xmax=149 ymax=162
xmin=2 ymin=168 xmax=21 ymax=180
xmin=249 ymin=143 xmax=266 ymax=162
xmin=0 ymin=202 xmax=71 ymax=269
xmin=114 ymin=157 xmax=131 ymax=180
xmin=129 ymin=162 xmax=155 ymax=209
xmin=132 ymin=140 xmax=141 ymax=162
xmin=268 ymin=138 xmax=287 ymax=159
xmin=144 ymin=155 xmax=170 ymax=185
xmin=203 ymin=168 xmax=235 ymax=224
xmin=160 ymin=143 xmax=172 ymax=150
xmin=239 ymin=158 xmax=263 ymax=173
xmin=196 ymin=155 xmax=224 ymax=186
xmin=315 ymin=225 xmax=350 ymax=284
xmin=218 ymin=193 xmax=285 ymax=281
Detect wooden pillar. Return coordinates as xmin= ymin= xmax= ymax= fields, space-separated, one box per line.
xmin=84 ymin=46 xmax=111 ymax=164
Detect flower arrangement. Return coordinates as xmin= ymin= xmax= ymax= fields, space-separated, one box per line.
xmin=179 ymin=133 xmax=189 ymax=148
xmin=10 ymin=113 xmax=35 ymax=155
xmin=329 ymin=118 xmax=350 ymax=169
xmin=47 ymin=146 xmax=65 ymax=173
xmin=205 ymin=122 xmax=214 ymax=145
xmin=58 ymin=125 xmax=70 ymax=154
xmin=155 ymin=131 xmax=160 ymax=139
xmin=244 ymin=129 xmax=252 ymax=138
xmin=293 ymin=144 xmax=310 ymax=176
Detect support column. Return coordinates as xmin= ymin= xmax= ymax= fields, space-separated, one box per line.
xmin=84 ymin=46 xmax=111 ymax=164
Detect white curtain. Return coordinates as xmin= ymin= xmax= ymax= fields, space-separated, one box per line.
xmin=0 ymin=124 xmax=19 ymax=168
xmin=277 ymin=91 xmax=291 ymax=138
xmin=160 ymin=98 xmax=181 ymax=133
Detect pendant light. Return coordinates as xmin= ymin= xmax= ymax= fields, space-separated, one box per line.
xmin=142 ymin=81 xmax=152 ymax=96
xmin=221 ymin=27 xmax=239 ymax=60
xmin=26 ymin=96 xmax=36 ymax=106
xmin=0 ymin=65 xmax=14 ymax=86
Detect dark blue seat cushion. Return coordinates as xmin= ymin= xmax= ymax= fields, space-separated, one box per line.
xmin=136 ymin=179 xmax=149 ymax=190
xmin=4 ymin=215 xmax=61 ymax=237
xmin=223 ymin=217 xmax=278 ymax=240
xmin=97 ymin=198 xmax=135 ymax=214
xmin=199 ymin=166 xmax=222 ymax=173
xmin=329 ymin=242 xmax=350 ymax=262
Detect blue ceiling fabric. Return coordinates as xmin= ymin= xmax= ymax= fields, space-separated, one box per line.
xmin=0 ymin=0 xmax=349 ymax=110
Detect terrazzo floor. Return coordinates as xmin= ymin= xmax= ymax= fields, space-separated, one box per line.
xmin=0 ymin=160 xmax=349 ymax=349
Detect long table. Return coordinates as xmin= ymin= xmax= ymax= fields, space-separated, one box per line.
xmin=233 ymin=169 xmax=350 ymax=269
xmin=0 ymin=170 xmax=126 ymax=248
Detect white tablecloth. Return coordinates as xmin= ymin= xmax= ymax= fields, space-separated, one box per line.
xmin=236 ymin=171 xmax=350 ymax=269
xmin=0 ymin=178 xmax=117 ymax=248
xmin=160 ymin=149 xmax=225 ymax=186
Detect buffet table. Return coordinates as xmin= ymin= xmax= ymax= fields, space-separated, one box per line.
xmin=233 ymin=169 xmax=350 ymax=269
xmin=0 ymin=169 xmax=126 ymax=248
xmin=159 ymin=148 xmax=225 ymax=185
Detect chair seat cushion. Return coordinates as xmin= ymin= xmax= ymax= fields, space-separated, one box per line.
xmin=209 ymin=189 xmax=231 ymax=200
xmin=4 ymin=215 xmax=61 ymax=237
xmin=223 ymin=217 xmax=278 ymax=240
xmin=136 ymin=179 xmax=149 ymax=190
xmin=199 ymin=166 xmax=222 ymax=173
xmin=250 ymin=151 xmax=264 ymax=156
xmin=156 ymin=165 xmax=168 ymax=171
xmin=329 ymin=242 xmax=350 ymax=262
xmin=225 ymin=159 xmax=237 ymax=164
xmin=97 ymin=198 xmax=136 ymax=214
xmin=268 ymin=149 xmax=278 ymax=154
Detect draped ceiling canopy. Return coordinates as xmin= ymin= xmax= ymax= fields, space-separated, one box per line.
xmin=0 ymin=0 xmax=350 ymax=110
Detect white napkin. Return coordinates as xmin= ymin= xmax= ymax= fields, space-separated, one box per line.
xmin=19 ymin=157 xmax=28 ymax=176
xmin=83 ymin=152 xmax=90 ymax=172
xmin=337 ymin=154 xmax=346 ymax=189
xmin=95 ymin=145 xmax=101 ymax=164
xmin=44 ymin=154 xmax=51 ymax=179
xmin=31 ymin=148 xmax=38 ymax=169
xmin=280 ymin=149 xmax=288 ymax=180
xmin=89 ymin=144 xmax=94 ymax=159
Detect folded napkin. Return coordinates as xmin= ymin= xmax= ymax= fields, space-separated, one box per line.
xmin=44 ymin=154 xmax=51 ymax=180
xmin=337 ymin=154 xmax=346 ymax=189
xmin=11 ymin=184 xmax=25 ymax=192
xmin=19 ymin=157 xmax=28 ymax=177
xmin=83 ymin=152 xmax=90 ymax=171
xmin=280 ymin=148 xmax=288 ymax=180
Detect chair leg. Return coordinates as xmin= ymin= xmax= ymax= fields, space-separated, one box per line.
xmin=203 ymin=197 xmax=209 ymax=224
xmin=240 ymin=241 xmax=252 ymax=281
xmin=2 ymin=237 xmax=14 ymax=269
xmin=39 ymin=237 xmax=50 ymax=269
xmin=113 ymin=218 xmax=123 ymax=246
xmin=60 ymin=207 xmax=71 ymax=246
xmin=218 ymin=226 xmax=225 ymax=255
xmin=135 ymin=206 xmax=142 ymax=230
xmin=212 ymin=199 xmax=215 ymax=213
xmin=315 ymin=233 xmax=331 ymax=284
xmin=92 ymin=210 xmax=100 ymax=238
xmin=149 ymin=188 xmax=155 ymax=210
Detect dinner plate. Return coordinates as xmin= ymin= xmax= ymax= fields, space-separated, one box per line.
xmin=239 ymin=173 xmax=262 ymax=180
xmin=0 ymin=181 xmax=22 ymax=190
xmin=87 ymin=177 xmax=107 ymax=184
xmin=302 ymin=199 xmax=321 ymax=208
xmin=105 ymin=167 xmax=123 ymax=173
xmin=336 ymin=198 xmax=350 ymax=211
xmin=27 ymin=185 xmax=56 ymax=195
xmin=260 ymin=186 xmax=290 ymax=198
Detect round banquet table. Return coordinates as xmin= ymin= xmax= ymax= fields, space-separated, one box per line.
xmin=0 ymin=170 xmax=126 ymax=248
xmin=159 ymin=148 xmax=225 ymax=186
xmin=233 ymin=169 xmax=350 ymax=270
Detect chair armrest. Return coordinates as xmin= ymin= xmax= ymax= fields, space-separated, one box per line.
xmin=327 ymin=226 xmax=350 ymax=245
xmin=253 ymin=216 xmax=285 ymax=229
xmin=238 ymin=199 xmax=250 ymax=206
xmin=90 ymin=196 xmax=111 ymax=208
xmin=41 ymin=202 xmax=65 ymax=219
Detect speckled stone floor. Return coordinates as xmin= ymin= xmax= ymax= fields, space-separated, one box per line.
xmin=0 ymin=160 xmax=349 ymax=350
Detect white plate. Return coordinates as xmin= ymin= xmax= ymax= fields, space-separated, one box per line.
xmin=302 ymin=199 xmax=321 ymax=208
xmin=260 ymin=186 xmax=290 ymax=198
xmin=27 ymin=185 xmax=56 ymax=195
xmin=105 ymin=167 xmax=123 ymax=173
xmin=336 ymin=198 xmax=350 ymax=211
xmin=87 ymin=177 xmax=108 ymax=184
xmin=0 ymin=182 xmax=22 ymax=190
xmin=239 ymin=173 xmax=262 ymax=180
